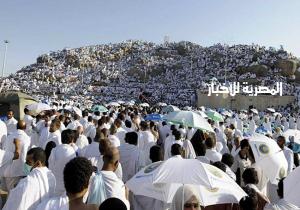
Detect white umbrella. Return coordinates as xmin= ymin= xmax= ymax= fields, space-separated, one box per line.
xmin=156 ymin=102 xmax=167 ymax=107
xmin=164 ymin=111 xmax=214 ymax=132
xmin=126 ymin=159 xmax=246 ymax=206
xmin=221 ymin=110 xmax=232 ymax=117
xmin=248 ymin=133 xmax=288 ymax=184
xmin=250 ymin=108 xmax=258 ymax=114
xmin=283 ymin=129 xmax=300 ymax=144
xmin=284 ymin=166 xmax=300 ymax=207
xmin=266 ymin=108 xmax=276 ymax=113
xmin=26 ymin=102 xmax=52 ymax=114
xmin=117 ymin=100 xmax=125 ymax=104
xmin=108 ymin=102 xmax=120 ymax=107
xmin=140 ymin=103 xmax=150 ymax=107
xmin=65 ymin=106 xmax=82 ymax=117
xmin=124 ymin=101 xmax=135 ymax=106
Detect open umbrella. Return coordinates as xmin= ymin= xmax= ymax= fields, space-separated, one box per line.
xmin=126 ymin=159 xmax=246 ymax=206
xmin=266 ymin=108 xmax=275 ymax=113
xmin=65 ymin=106 xmax=82 ymax=117
xmin=161 ymin=105 xmax=180 ymax=113
xmin=248 ymin=133 xmax=288 ymax=184
xmin=284 ymin=166 xmax=300 ymax=207
xmin=250 ymin=108 xmax=258 ymax=114
xmin=205 ymin=110 xmax=224 ymax=122
xmin=26 ymin=102 xmax=52 ymax=115
xmin=164 ymin=111 xmax=214 ymax=132
xmin=144 ymin=114 xmax=163 ymax=121
xmin=92 ymin=105 xmax=108 ymax=113
xmin=117 ymin=100 xmax=125 ymax=104
xmin=140 ymin=103 xmax=150 ymax=107
xmin=108 ymin=102 xmax=120 ymax=107
xmin=156 ymin=102 xmax=167 ymax=107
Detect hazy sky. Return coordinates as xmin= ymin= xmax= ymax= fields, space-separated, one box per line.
xmin=0 ymin=0 xmax=299 ymax=75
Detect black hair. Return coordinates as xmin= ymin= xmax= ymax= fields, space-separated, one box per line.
xmin=221 ymin=153 xmax=234 ymax=167
xmin=63 ymin=157 xmax=93 ymax=194
xmin=150 ymin=145 xmax=163 ymax=162
xmin=61 ymin=129 xmax=76 ymax=144
xmin=171 ymin=143 xmax=182 ymax=156
xmin=27 ymin=147 xmax=47 ymax=166
xmin=125 ymin=120 xmax=132 ymax=128
xmin=240 ymin=139 xmax=250 ymax=149
xmin=242 ymin=168 xmax=259 ymax=185
xmin=212 ymin=161 xmax=226 ymax=172
xmin=124 ymin=132 xmax=138 ymax=145
xmin=45 ymin=141 xmax=56 ymax=167
xmin=205 ymin=137 xmax=215 ymax=149
xmin=174 ymin=130 xmax=182 ymax=140
xmin=239 ymin=187 xmax=258 ymax=210
xmin=140 ymin=121 xmax=149 ymax=130
xmin=99 ymin=197 xmax=127 ymax=210
xmin=194 ymin=142 xmax=206 ymax=156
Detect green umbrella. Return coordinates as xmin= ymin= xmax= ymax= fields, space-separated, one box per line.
xmin=164 ymin=111 xmax=214 ymax=132
xmin=92 ymin=105 xmax=108 ymax=113
xmin=206 ymin=110 xmax=224 ymax=122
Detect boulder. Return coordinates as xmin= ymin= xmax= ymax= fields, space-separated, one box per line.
xmin=275 ymin=59 xmax=297 ymax=76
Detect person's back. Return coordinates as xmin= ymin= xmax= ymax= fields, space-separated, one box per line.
xmin=118 ymin=132 xmax=141 ymax=182
xmin=48 ymin=129 xmax=76 ymax=196
xmin=36 ymin=157 xmax=97 ymax=210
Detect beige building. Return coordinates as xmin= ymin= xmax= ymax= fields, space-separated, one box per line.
xmin=197 ymin=91 xmax=295 ymax=110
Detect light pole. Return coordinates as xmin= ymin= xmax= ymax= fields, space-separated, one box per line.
xmin=2 ymin=40 xmax=9 ymax=78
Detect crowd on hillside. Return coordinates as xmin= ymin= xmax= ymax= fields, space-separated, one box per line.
xmin=0 ymin=41 xmax=299 ymax=107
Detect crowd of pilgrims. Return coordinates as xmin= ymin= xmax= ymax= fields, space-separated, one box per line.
xmin=0 ymin=103 xmax=299 ymax=210
xmin=0 ymin=40 xmax=299 ymax=106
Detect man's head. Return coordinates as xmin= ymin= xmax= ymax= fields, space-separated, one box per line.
xmin=150 ymin=145 xmax=163 ymax=163
xmin=212 ymin=161 xmax=226 ymax=172
xmin=77 ymin=125 xmax=84 ymax=135
xmin=64 ymin=157 xmax=93 ymax=197
xmin=49 ymin=119 xmax=61 ymax=133
xmin=74 ymin=114 xmax=80 ymax=121
xmin=99 ymin=139 xmax=112 ymax=155
xmin=194 ymin=143 xmax=206 ymax=157
xmin=242 ymin=168 xmax=259 ymax=185
xmin=171 ymin=143 xmax=183 ymax=156
xmin=102 ymin=146 xmax=120 ymax=172
xmin=26 ymin=147 xmax=47 ymax=170
xmin=99 ymin=198 xmax=127 ymax=210
xmin=24 ymin=108 xmax=29 ymax=115
xmin=124 ymin=132 xmax=138 ymax=145
xmin=174 ymin=130 xmax=182 ymax=140
xmin=114 ymin=119 xmax=122 ymax=128
xmin=221 ymin=153 xmax=234 ymax=167
xmin=277 ymin=136 xmax=286 ymax=149
xmin=204 ymin=137 xmax=215 ymax=149
xmin=7 ymin=110 xmax=14 ymax=119
xmin=17 ymin=120 xmax=26 ymax=130
xmin=140 ymin=121 xmax=149 ymax=131
xmin=125 ymin=120 xmax=132 ymax=128
xmin=61 ymin=129 xmax=76 ymax=144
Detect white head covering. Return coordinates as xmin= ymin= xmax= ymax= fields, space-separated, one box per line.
xmin=171 ymin=185 xmax=201 ymax=210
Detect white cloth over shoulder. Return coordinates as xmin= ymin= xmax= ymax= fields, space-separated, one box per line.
xmin=48 ymin=144 xmax=76 ymax=196
xmin=264 ymin=199 xmax=300 ymax=210
xmin=3 ymin=167 xmax=56 ymax=210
